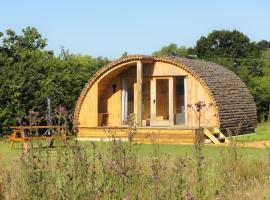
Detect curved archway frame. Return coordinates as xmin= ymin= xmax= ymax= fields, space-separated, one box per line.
xmin=74 ymin=55 xmax=220 ymax=128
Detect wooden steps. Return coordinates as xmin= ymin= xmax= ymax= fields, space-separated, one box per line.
xmin=203 ymin=128 xmax=229 ymax=144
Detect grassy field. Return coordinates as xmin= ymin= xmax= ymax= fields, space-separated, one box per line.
xmin=0 ymin=139 xmax=268 ymax=166
xmin=233 ymin=123 xmax=270 ymax=141
xmin=1 ymin=124 xmax=269 ymax=166
xmin=1 ymin=124 xmax=270 ymax=199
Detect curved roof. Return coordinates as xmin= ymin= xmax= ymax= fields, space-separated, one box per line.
xmin=74 ymin=55 xmax=257 ymax=134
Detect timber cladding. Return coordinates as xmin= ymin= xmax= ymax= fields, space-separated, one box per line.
xmin=74 ymin=55 xmax=257 ymax=135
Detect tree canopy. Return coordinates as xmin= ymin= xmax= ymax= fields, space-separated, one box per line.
xmin=153 ymin=44 xmax=194 ymax=57
xmin=0 ymin=27 xmax=109 ymax=133
xmin=195 ymin=30 xmax=262 ymax=59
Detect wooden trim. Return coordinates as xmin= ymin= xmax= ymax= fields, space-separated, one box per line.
xmin=169 ymin=77 xmax=174 ymax=125
xmin=150 ymin=78 xmax=156 ymax=119
xmin=121 ymin=78 xmax=127 ymax=124
xmin=136 ymin=62 xmax=142 ymax=126
xmin=203 ymin=128 xmax=221 ymax=144
xmin=184 ymin=76 xmax=187 ymax=125
xmin=152 ymin=76 xmax=173 ymax=79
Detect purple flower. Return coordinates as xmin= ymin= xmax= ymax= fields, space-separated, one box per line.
xmin=59 ymin=106 xmax=65 ymax=113
xmin=20 ymin=153 xmax=24 ymax=161
xmin=195 ymin=101 xmax=206 ymax=112
xmin=185 ymin=191 xmax=194 ymax=200
xmin=56 ymin=106 xmax=68 ymax=117
xmin=123 ymin=194 xmax=131 ymax=200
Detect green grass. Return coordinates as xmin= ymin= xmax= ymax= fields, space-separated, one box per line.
xmin=1 ymin=131 xmax=270 ymax=199
xmin=1 ymin=123 xmax=269 ymax=167
xmin=1 ymin=136 xmax=269 ymax=167
xmin=1 ymin=127 xmax=270 ymax=199
xmin=233 ymin=123 xmax=270 ymax=142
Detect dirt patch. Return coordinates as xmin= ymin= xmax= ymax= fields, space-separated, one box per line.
xmin=238 ymin=140 xmax=270 ymax=148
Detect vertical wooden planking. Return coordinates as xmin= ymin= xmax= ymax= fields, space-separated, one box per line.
xmin=137 ymin=62 xmax=142 ymax=126
xmin=77 ymin=59 xmax=219 ymax=130
xmin=169 ymin=77 xmax=174 ymax=125
xmin=79 ymin=83 xmax=98 ymax=127
xmin=121 ymin=78 xmax=127 ymax=124
xmin=150 ymin=78 xmax=156 ymax=119
xmin=184 ymin=76 xmax=187 ymax=125
xmin=134 ymin=81 xmax=138 ymax=123
xmin=107 ymin=78 xmax=122 ymax=126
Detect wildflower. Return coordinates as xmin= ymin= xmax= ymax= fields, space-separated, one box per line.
xmin=20 ymin=152 xmax=24 ymax=161
xmin=109 ymin=187 xmax=115 ymax=193
xmin=195 ymin=101 xmax=206 ymax=112
xmin=184 ymin=191 xmax=194 ymax=200
xmin=123 ymin=193 xmax=131 ymax=200
xmin=59 ymin=106 xmax=65 ymax=113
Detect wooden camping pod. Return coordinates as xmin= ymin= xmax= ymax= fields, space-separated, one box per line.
xmin=73 ymin=55 xmax=257 ymax=143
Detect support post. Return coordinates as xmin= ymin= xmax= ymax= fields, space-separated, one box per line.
xmin=121 ymin=78 xmax=128 ymax=124
xmin=169 ymin=77 xmax=174 ymax=125
xmin=136 ymin=62 xmax=142 ymax=127
xmin=150 ymin=78 xmax=156 ymax=119
xmin=184 ymin=77 xmax=187 ymax=125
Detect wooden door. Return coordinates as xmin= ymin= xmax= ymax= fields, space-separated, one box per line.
xmin=156 ymin=79 xmax=169 ymax=120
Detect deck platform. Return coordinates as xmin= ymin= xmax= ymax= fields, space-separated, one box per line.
xmin=77 ymin=126 xmax=197 ymax=144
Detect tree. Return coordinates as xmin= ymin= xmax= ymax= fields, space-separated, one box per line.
xmin=0 ymin=28 xmax=53 ymax=132
xmin=195 ymin=30 xmax=261 ymax=59
xmin=194 ymin=30 xmax=269 ymax=119
xmin=257 ymin=40 xmax=270 ymax=51
xmin=250 ymin=75 xmax=270 ymax=118
xmin=0 ymin=27 xmax=109 ymax=134
xmin=153 ymin=43 xmax=193 ymax=57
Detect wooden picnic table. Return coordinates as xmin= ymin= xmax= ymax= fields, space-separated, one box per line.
xmin=8 ymin=125 xmax=70 ymax=150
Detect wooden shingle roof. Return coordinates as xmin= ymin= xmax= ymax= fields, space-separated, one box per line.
xmin=74 ymin=55 xmax=257 ymax=135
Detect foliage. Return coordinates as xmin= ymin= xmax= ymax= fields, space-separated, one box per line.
xmin=257 ymin=40 xmax=270 ymax=50
xmin=1 ymin=137 xmax=270 ymax=199
xmin=0 ymin=27 xmax=109 ymax=133
xmin=195 ymin=30 xmax=262 ymax=59
xmin=192 ymin=30 xmax=270 ymax=119
xmin=153 ymin=43 xmax=194 ymax=57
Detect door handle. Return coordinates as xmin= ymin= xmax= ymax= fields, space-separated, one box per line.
xmin=153 ymin=99 xmax=156 ymax=104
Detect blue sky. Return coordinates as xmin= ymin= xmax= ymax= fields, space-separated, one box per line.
xmin=1 ymin=0 xmax=270 ymax=59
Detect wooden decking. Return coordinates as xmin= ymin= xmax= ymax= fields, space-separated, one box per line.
xmin=77 ymin=126 xmax=229 ymax=144
xmin=77 ymin=126 xmax=197 ymax=144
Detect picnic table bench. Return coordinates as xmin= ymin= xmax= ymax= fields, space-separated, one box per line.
xmin=8 ymin=125 xmax=70 ymax=150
